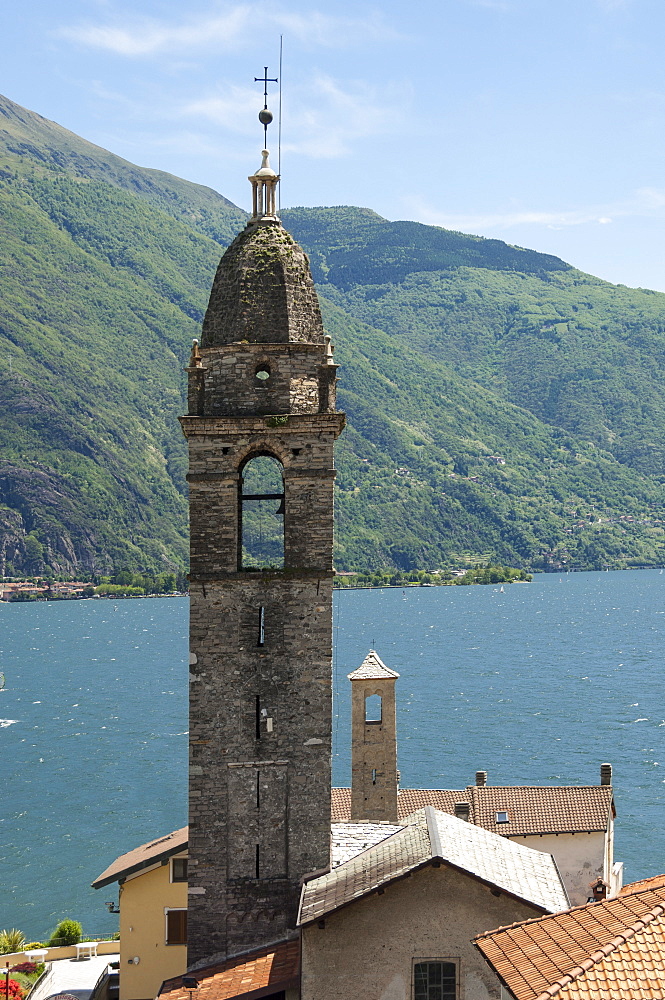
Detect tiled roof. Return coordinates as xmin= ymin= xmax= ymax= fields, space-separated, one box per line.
xmin=620 ymin=874 xmax=665 ymax=896
xmin=157 ymin=940 xmax=300 ymax=1000
xmin=330 ymin=785 xmax=614 ymax=836
xmin=300 ymin=814 xmax=431 ymax=926
xmin=426 ymin=810 xmax=569 ymax=914
xmin=347 ymin=650 xmax=399 ymax=681
xmin=474 ymin=879 xmax=665 ymax=1000
xmin=92 ymin=826 xmax=188 ymax=888
xmin=469 ymin=786 xmax=614 ymax=837
xmin=299 ymin=807 xmax=568 ymax=926
xmin=331 ymin=822 xmax=404 ymax=867
xmin=159 ymin=940 xmax=299 ymax=1000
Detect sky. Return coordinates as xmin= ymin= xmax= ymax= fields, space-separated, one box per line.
xmin=5 ymin=0 xmax=665 ymax=290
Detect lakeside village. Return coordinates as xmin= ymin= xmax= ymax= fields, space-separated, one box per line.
xmin=5 ymin=122 xmax=665 ymax=1000
xmin=0 ymin=564 xmax=531 ymax=602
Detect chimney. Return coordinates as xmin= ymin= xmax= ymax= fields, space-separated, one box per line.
xmin=600 ymin=763 xmax=612 ymax=786
xmin=454 ymin=801 xmax=470 ymax=822
xmin=475 ymin=770 xmax=487 ymax=786
xmin=588 ymin=877 xmax=608 ymax=902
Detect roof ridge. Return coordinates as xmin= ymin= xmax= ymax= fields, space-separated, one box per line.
xmin=532 ymin=903 xmax=665 ymax=1000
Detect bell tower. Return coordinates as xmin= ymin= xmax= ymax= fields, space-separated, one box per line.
xmin=349 ymin=650 xmax=399 ymax=823
xmin=181 ymin=120 xmax=344 ymax=966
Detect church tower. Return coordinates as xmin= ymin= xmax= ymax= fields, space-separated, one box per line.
xmin=181 ymin=131 xmax=344 ymax=967
xmin=349 ymin=650 xmax=399 ymax=823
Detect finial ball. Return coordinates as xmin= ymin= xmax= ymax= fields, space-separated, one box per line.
xmin=258 ymin=108 xmax=273 ymax=126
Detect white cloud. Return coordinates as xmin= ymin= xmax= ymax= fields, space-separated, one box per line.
xmin=181 ymin=75 xmax=397 ymax=159
xmin=57 ymin=4 xmax=397 ymax=57
xmin=403 ymin=187 xmax=665 ymax=234
xmin=58 ymin=7 xmax=251 ymax=56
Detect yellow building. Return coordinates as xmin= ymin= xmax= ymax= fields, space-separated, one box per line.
xmin=93 ymin=827 xmax=188 ymax=1000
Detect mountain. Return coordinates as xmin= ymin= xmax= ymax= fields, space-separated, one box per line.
xmin=0 ymin=92 xmax=664 ymax=576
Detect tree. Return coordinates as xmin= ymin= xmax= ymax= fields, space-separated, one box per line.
xmin=47 ymin=919 xmax=82 ymax=946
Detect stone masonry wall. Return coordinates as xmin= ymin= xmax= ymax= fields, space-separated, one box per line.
xmin=199 ymin=344 xmax=336 ymax=418
xmin=188 ymin=574 xmax=334 ymax=966
xmin=183 ymin=339 xmax=344 ymax=967
xmin=201 ymin=221 xmax=325 ymax=347
xmin=350 ymin=678 xmax=399 ymax=823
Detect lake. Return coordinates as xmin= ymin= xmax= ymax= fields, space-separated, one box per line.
xmin=1 ymin=569 xmax=664 ymax=940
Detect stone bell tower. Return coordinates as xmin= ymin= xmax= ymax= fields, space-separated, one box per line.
xmin=181 ymin=141 xmax=344 ymax=968
xmin=349 ymin=650 xmax=399 ymax=824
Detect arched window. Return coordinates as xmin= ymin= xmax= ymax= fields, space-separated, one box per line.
xmin=240 ymin=455 xmax=284 ymax=570
xmin=365 ymin=694 xmax=382 ymax=723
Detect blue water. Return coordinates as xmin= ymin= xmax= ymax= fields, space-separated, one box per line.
xmin=1 ymin=570 xmax=664 ymax=940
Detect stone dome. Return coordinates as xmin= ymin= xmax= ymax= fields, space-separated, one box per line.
xmin=201 ymin=221 xmax=325 ymax=347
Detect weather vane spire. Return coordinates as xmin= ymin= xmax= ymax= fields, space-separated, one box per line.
xmin=254 ymin=66 xmax=278 ymax=146
xmin=248 ymin=66 xmax=280 ymax=223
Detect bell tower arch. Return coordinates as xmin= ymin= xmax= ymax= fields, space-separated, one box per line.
xmin=181 ymin=146 xmax=344 ymax=968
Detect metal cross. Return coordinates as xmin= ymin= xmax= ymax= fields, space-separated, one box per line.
xmin=254 ymin=67 xmax=278 ymax=109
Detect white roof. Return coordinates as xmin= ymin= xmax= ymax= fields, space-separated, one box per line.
xmin=299 ymin=807 xmax=569 ymax=926
xmin=347 ymin=649 xmax=400 ymax=681
xmin=331 ymin=822 xmax=404 ymax=867
xmin=426 ymin=807 xmax=570 ymax=914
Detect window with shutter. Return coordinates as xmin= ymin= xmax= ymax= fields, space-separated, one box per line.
xmin=166 ymin=908 xmax=187 ymax=945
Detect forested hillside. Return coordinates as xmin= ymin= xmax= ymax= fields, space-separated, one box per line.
xmin=1 ymin=93 xmax=664 ymax=575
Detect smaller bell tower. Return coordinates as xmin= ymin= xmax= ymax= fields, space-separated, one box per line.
xmin=348 ymin=650 xmax=399 ymax=823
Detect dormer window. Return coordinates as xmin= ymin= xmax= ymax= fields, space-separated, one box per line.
xmin=496 ymin=811 xmax=509 ymax=824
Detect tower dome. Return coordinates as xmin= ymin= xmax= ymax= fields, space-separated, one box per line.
xmin=201 ymin=219 xmax=325 ymax=347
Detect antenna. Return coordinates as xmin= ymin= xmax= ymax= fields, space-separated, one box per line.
xmin=278 ymin=36 xmax=283 ymax=212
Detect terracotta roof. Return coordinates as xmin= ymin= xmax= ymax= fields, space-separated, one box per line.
xmin=474 ymin=878 xmax=665 ymax=1000
xmin=347 ymin=650 xmax=399 ymax=681
xmin=330 ymin=785 xmax=614 ymax=836
xmin=159 ymin=940 xmax=299 ymax=1000
xmin=92 ymin=826 xmax=188 ymax=888
xmin=299 ymin=807 xmax=568 ymax=926
xmin=620 ymin=874 xmax=665 ymax=896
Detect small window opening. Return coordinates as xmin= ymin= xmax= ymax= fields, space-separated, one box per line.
xmin=171 ymin=858 xmax=188 ymax=882
xmin=372 ymin=768 xmax=378 ymax=785
xmin=255 ymin=844 xmax=260 ymax=879
xmin=258 ymin=605 xmax=265 ymax=646
xmin=414 ymin=961 xmax=457 ymax=1000
xmin=496 ymin=811 xmax=509 ymax=824
xmin=255 ymin=695 xmax=261 ymax=741
xmin=256 ymin=770 xmax=260 ymax=810
xmin=365 ymin=694 xmax=382 ymax=723
xmin=240 ymin=455 xmax=284 ymax=569
xmin=255 ymin=365 xmax=271 ymax=382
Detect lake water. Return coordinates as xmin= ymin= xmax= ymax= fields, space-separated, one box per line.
xmin=1 ymin=570 xmax=664 ymax=940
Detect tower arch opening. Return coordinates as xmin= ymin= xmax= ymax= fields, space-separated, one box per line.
xmin=239 ymin=453 xmax=285 ymax=570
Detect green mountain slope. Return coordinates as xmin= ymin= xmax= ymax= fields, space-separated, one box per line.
xmin=0 ymin=92 xmax=664 ymax=575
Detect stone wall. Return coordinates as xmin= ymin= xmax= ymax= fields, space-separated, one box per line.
xmin=187 ymin=574 xmax=334 ymax=966
xmin=194 ymin=343 xmax=337 ymax=418
xmin=301 ymin=864 xmax=542 ymax=1000
xmin=201 ymin=221 xmax=325 ymax=347
xmin=350 ymin=677 xmax=399 ymax=823
xmin=183 ymin=342 xmax=344 ymax=967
